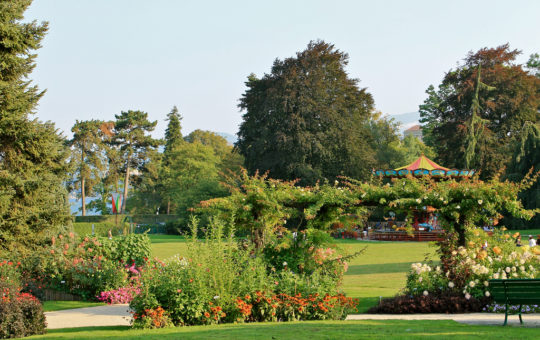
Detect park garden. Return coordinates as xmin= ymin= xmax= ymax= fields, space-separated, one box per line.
xmin=2 ymin=0 xmax=540 ymax=339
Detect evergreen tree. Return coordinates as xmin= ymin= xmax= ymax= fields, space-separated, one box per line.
xmin=110 ymin=110 xmax=158 ymax=214
xmin=0 ymin=0 xmax=71 ymax=252
xmin=160 ymin=106 xmax=183 ymax=214
xmin=164 ymin=106 xmax=183 ymax=154
xmin=68 ymin=120 xmax=106 ymax=216
xmin=237 ymin=40 xmax=375 ymax=185
xmin=505 ymin=122 xmax=540 ymax=229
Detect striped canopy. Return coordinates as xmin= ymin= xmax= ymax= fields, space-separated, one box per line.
xmin=395 ymin=155 xmax=449 ymax=171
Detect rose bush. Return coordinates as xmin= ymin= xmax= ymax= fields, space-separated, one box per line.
xmin=402 ymin=229 xmax=540 ymax=312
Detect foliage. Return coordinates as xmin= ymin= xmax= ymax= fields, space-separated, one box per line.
xmin=0 ymin=0 xmax=71 ymax=254
xmin=0 ymin=292 xmax=46 ymax=339
xmin=505 ymin=122 xmax=540 ymax=229
xmin=0 ymin=258 xmax=45 ymax=339
xmin=237 ymin=40 xmax=375 ymax=185
xmin=68 ymin=119 xmax=107 ymax=216
xmin=109 ymin=110 xmax=159 ymax=213
xmin=368 ymin=293 xmax=489 ymax=314
xmin=22 ymin=232 xmax=153 ymax=300
xmin=200 ymin=170 xmax=537 ymax=247
xmin=419 ymin=44 xmax=540 ymax=179
xmin=98 ymin=286 xmax=141 ymax=304
xmin=404 ymin=229 xmax=540 ymax=304
xmin=130 ymin=218 xmax=357 ymax=328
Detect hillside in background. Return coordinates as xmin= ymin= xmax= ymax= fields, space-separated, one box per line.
xmin=388 ymin=112 xmax=420 ymax=133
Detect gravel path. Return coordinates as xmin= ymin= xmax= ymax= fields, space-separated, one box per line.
xmin=45 ymin=305 xmax=540 ymax=329
xmin=346 ymin=313 xmax=540 ymax=326
xmin=45 ymin=304 xmax=132 ymax=329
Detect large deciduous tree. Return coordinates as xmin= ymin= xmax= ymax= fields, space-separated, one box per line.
xmin=237 ymin=40 xmax=375 ymax=185
xmin=110 ymin=110 xmax=158 ymax=214
xmin=419 ymin=44 xmax=540 ymax=178
xmin=0 ymin=0 xmax=71 ymax=252
xmin=69 ymin=120 xmax=106 ymax=216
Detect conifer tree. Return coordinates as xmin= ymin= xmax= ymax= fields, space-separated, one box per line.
xmin=0 ymin=0 xmax=71 ymax=252
xmin=69 ymin=120 xmax=106 ymax=216
xmin=110 ymin=110 xmax=158 ymax=214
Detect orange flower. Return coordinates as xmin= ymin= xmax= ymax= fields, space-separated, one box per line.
xmin=492 ymin=246 xmax=502 ymax=255
xmin=204 ymin=312 xmax=210 ymax=318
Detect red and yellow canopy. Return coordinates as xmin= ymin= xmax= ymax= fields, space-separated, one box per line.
xmin=395 ymin=155 xmax=449 ymax=171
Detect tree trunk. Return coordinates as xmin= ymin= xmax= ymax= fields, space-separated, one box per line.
xmin=122 ymin=164 xmax=130 ymax=214
xmin=81 ymin=177 xmax=86 ymax=216
xmin=167 ymin=199 xmax=170 ymax=215
xmin=457 ymin=216 xmax=466 ymax=247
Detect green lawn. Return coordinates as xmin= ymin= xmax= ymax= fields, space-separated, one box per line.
xmin=511 ymin=229 xmax=540 ymax=237
xmin=149 ymin=235 xmax=437 ymax=312
xmin=42 ymin=301 xmax=105 ymax=312
xmin=28 ymin=320 xmax=540 ymax=339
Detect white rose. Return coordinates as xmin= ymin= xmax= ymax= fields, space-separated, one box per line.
xmin=423 ymin=290 xmax=429 ymax=296
xmin=448 ymin=282 xmax=455 ymax=288
xmin=478 ymin=200 xmax=483 ymax=205
xmin=465 ymin=293 xmax=471 ymax=300
xmin=485 ymin=291 xmax=490 ymax=297
xmin=469 ymin=281 xmax=476 ymax=288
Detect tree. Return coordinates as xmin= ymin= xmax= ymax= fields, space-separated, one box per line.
xmin=505 ymin=122 xmax=540 ymax=229
xmin=237 ymin=40 xmax=376 ymax=185
xmin=0 ymin=0 xmax=71 ymax=252
xmin=68 ymin=120 xmax=106 ymax=216
xmin=164 ymin=106 xmax=183 ymax=154
xmin=110 ymin=110 xmax=158 ymax=214
xmin=160 ymin=106 xmax=184 ymax=214
xmin=527 ymin=53 xmax=540 ymax=78
xmin=419 ymin=44 xmax=540 ymax=178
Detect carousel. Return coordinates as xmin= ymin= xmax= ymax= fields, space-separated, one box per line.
xmin=368 ymin=155 xmax=475 ymax=241
xmin=373 ymin=154 xmax=475 ymax=178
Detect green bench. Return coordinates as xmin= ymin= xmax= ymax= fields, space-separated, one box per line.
xmin=489 ymin=279 xmax=540 ymax=325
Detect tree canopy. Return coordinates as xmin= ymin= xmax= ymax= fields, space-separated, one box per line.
xmin=0 ymin=0 xmax=71 ymax=253
xmin=237 ymin=40 xmax=375 ymax=185
xmin=420 ymin=44 xmax=540 ymax=178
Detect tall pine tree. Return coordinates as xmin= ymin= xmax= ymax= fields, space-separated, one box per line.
xmin=0 ymin=0 xmax=71 ymax=253
xmin=110 ymin=110 xmax=158 ymax=214
xmin=68 ymin=120 xmax=106 ymax=216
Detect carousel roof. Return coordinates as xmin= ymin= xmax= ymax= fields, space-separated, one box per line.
xmin=395 ymin=155 xmax=449 ymax=171
xmin=373 ymin=155 xmax=475 ymax=178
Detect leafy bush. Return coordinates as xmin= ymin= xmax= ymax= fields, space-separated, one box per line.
xmin=73 ymin=222 xmax=121 ymax=237
xmin=130 ymin=218 xmax=358 ymax=328
xmin=0 ymin=260 xmax=22 ymax=294
xmin=404 ymin=229 xmax=540 ymax=303
xmin=0 ymin=262 xmax=46 ymax=339
xmin=367 ymin=293 xmax=489 ymax=314
xmin=112 ymin=234 xmax=152 ymax=267
xmin=23 ymin=232 xmax=139 ymax=300
xmin=98 ymin=286 xmax=141 ymax=304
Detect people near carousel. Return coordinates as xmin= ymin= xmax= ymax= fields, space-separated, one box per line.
xmin=515 ymin=234 xmax=522 ymax=247
xmin=529 ymin=235 xmax=537 ymax=247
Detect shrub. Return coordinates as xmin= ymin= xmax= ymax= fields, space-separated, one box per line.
xmin=112 ymin=234 xmax=151 ymax=267
xmin=404 ymin=228 xmax=540 ymax=303
xmin=98 ymin=286 xmax=141 ymax=304
xmin=367 ymin=293 xmax=490 ymax=314
xmin=0 ymin=292 xmax=46 ymax=338
xmin=130 ymin=218 xmax=358 ymax=328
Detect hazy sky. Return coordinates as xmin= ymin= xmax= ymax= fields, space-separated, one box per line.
xmin=25 ymin=0 xmax=540 ymax=139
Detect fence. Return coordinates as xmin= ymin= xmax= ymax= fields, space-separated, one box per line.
xmin=369 ymin=231 xmax=445 ymax=242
